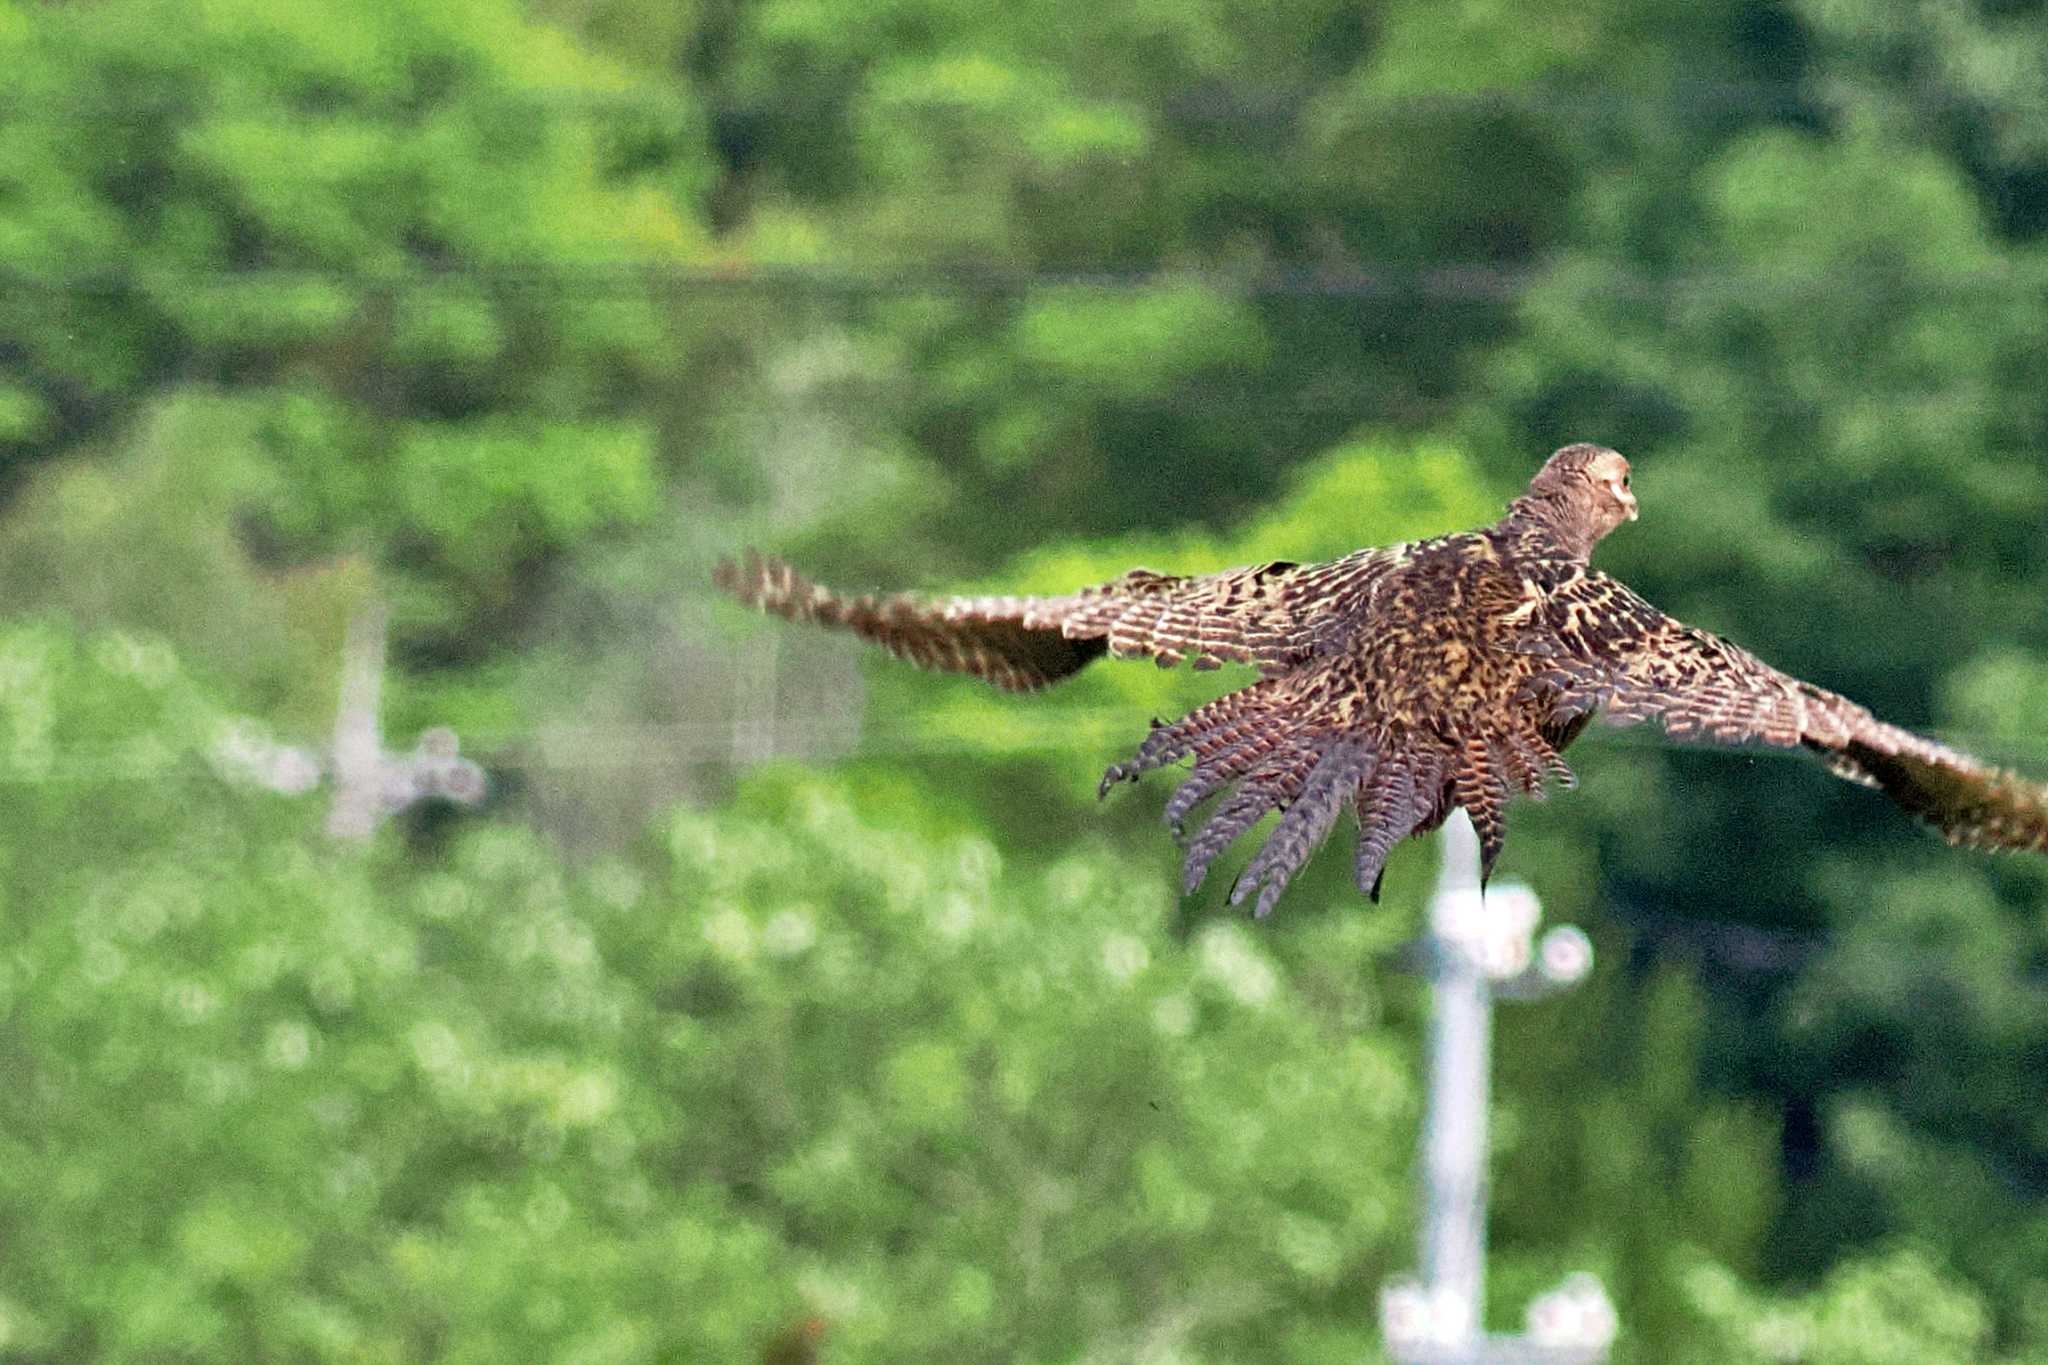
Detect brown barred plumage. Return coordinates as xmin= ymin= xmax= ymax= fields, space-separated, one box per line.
xmin=714 ymin=443 xmax=2048 ymax=914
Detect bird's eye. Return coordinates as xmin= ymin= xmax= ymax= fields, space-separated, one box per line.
xmin=1621 ymin=474 xmax=1630 ymax=489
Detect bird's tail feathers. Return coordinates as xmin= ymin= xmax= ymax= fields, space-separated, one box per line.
xmin=1109 ymin=691 xmax=1571 ymax=915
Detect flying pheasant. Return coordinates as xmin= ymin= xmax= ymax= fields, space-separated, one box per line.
xmin=713 ymin=444 xmax=2048 ymax=915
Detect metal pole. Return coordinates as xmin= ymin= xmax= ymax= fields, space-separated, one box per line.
xmin=1420 ymin=811 xmax=1489 ymax=1343
xmin=1379 ymin=813 xmax=1615 ymax=1365
xmin=327 ymin=601 xmax=389 ymax=841
xmin=325 ymin=601 xmax=489 ymax=840
xmin=207 ymin=600 xmax=486 ymax=823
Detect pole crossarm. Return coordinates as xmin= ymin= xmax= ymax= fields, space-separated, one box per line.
xmin=207 ymin=602 xmax=488 ymax=838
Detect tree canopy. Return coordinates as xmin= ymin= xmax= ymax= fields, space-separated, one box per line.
xmin=4 ymin=0 xmax=2047 ymax=1358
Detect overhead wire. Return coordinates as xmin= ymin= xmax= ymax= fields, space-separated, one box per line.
xmin=0 ymin=82 xmax=2037 ymax=781
xmin=8 ymin=257 xmax=2042 ymax=304
xmin=9 ymin=258 xmax=2040 ymax=424
xmin=30 ymin=704 xmax=1991 ymax=978
xmin=1 ymin=83 xmax=2033 ymax=993
xmin=0 ymin=74 xmax=1838 ymax=122
xmin=12 ymin=710 xmax=2048 ymax=782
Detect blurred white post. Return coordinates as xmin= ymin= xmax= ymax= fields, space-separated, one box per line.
xmin=325 ymin=602 xmax=488 ymax=841
xmin=206 ymin=602 xmax=487 ymax=825
xmin=1422 ymin=810 xmax=1491 ymax=1338
xmin=327 ymin=601 xmax=390 ymax=840
xmin=1379 ymin=811 xmax=1616 ymax=1365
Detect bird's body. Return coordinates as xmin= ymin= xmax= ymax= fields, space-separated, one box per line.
xmin=715 ymin=445 xmax=2048 ymax=914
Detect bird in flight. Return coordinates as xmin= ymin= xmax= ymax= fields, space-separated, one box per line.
xmin=714 ymin=444 xmax=2048 ymax=916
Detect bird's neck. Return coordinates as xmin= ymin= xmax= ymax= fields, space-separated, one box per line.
xmin=1500 ymin=493 xmax=1600 ymax=563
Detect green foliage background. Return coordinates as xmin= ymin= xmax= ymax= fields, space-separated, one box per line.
xmin=2 ymin=0 xmax=2046 ymax=1359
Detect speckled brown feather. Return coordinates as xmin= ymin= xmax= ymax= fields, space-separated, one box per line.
xmin=715 ymin=442 xmax=2048 ymax=913
xmin=711 ymin=547 xmax=1404 ymax=690
xmin=1525 ymin=569 xmax=2048 ymax=853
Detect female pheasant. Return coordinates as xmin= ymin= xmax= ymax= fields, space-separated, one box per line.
xmin=714 ymin=445 xmax=2048 ymax=915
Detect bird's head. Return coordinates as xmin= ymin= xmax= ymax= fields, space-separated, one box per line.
xmin=1526 ymin=443 xmax=1637 ymax=542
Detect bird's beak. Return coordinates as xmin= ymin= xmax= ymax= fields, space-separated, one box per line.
xmin=1619 ymin=487 xmax=1638 ymax=522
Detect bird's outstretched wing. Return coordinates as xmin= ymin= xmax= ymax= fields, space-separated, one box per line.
xmin=1531 ymin=570 xmax=2048 ymax=852
xmin=711 ymin=547 xmax=1403 ymax=691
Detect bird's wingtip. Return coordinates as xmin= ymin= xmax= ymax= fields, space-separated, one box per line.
xmin=713 ymin=548 xmax=784 ymax=605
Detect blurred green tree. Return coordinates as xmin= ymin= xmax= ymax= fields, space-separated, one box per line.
xmin=1679 ymin=1246 xmax=2003 ymax=1365
xmin=0 ymin=0 xmax=713 ymax=656
xmin=0 ymin=619 xmax=1430 ymax=1361
xmin=4 ymin=0 xmax=2047 ymax=1356
xmin=1480 ymin=94 xmax=2048 ymax=1350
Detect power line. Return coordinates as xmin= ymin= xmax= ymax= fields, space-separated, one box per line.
xmin=10 ymin=255 xmax=2039 ymax=424
xmin=8 ymin=259 xmax=2041 ymax=304
xmin=7 ymin=711 xmax=2036 ymax=784
xmin=0 ymin=75 xmax=1837 ymax=126
xmin=466 ymin=711 xmax=2048 ymax=767
xmin=12 ymin=705 xmax=2000 ymax=968
xmin=0 ymin=260 xmax=1527 ymax=303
